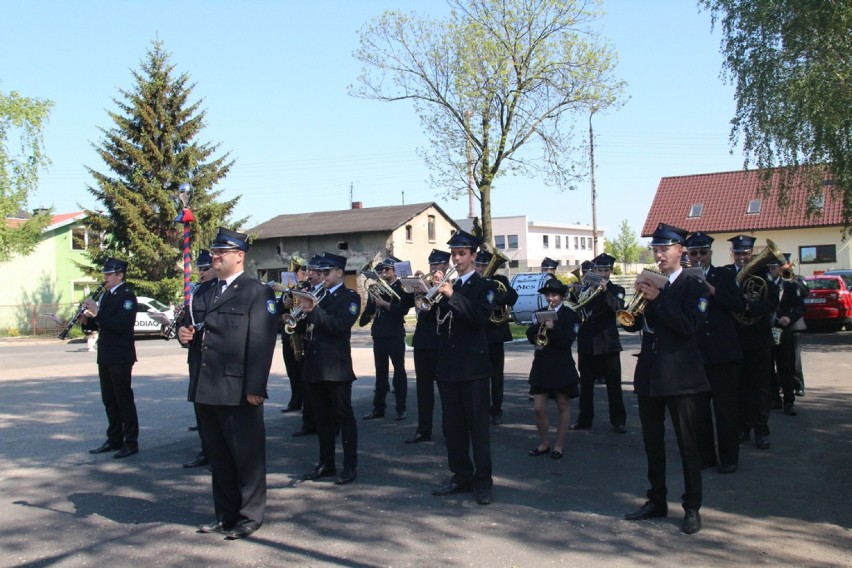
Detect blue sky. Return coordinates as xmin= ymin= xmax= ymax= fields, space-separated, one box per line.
xmin=2 ymin=0 xmax=744 ymax=241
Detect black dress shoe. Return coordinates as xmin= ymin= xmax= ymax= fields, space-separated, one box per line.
xmin=431 ymin=481 xmax=472 ymax=496
xmin=754 ymin=434 xmax=771 ymax=449
xmin=613 ymin=424 xmax=627 ymax=434
xmin=783 ymin=403 xmax=797 ymax=416
xmin=395 ymin=411 xmax=407 ymax=421
xmin=302 ymin=463 xmax=336 ymax=481
xmin=188 ymin=425 xmax=199 ymax=432
xmin=292 ymin=429 xmax=317 ymax=437
xmin=113 ymin=446 xmax=138 ymax=459
xmin=682 ymin=509 xmax=701 ymax=534
xmin=794 ymin=389 xmax=805 ymax=397
xmin=717 ymin=463 xmax=738 ymax=474
xmin=198 ymin=520 xmax=232 ymax=534
xmin=474 ymin=487 xmax=492 ymax=505
xmin=405 ymin=433 xmax=431 ymax=444
xmin=89 ymin=441 xmax=121 ymax=454
xmin=183 ymin=454 xmax=209 ymax=468
xmin=224 ymin=522 xmax=258 ymax=540
xmin=363 ymin=410 xmax=385 ymax=420
xmin=624 ymin=501 xmax=668 ymax=520
xmin=569 ymin=422 xmax=592 ymax=431
xmin=335 ymin=468 xmax=357 ymax=485
xmin=490 ymin=414 xmax=503 ymax=426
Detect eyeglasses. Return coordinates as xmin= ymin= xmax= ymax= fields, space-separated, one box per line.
xmin=688 ymin=250 xmax=710 ymax=257
xmin=732 ymin=250 xmax=751 ymax=256
xmin=319 ymin=268 xmax=333 ymax=276
xmin=379 ymin=267 xmax=393 ymax=272
xmin=198 ymin=267 xmax=211 ymax=272
xmin=211 ymin=249 xmax=239 ymax=257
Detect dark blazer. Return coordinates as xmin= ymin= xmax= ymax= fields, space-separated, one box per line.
xmin=776 ymin=277 xmax=807 ymax=327
xmin=300 ymin=284 xmax=361 ymax=383
xmin=697 ymin=265 xmax=746 ymax=365
xmin=193 ymin=274 xmax=278 ymax=406
xmin=526 ymin=305 xmax=581 ymax=389
xmin=484 ymin=274 xmax=519 ymax=344
xmin=624 ymin=271 xmax=710 ymax=398
xmin=576 ymin=280 xmax=625 ymax=355
xmin=359 ymin=279 xmax=413 ymax=338
xmin=725 ymin=264 xmax=780 ymax=351
xmin=84 ymin=283 xmax=137 ymax=366
xmin=435 ymin=272 xmax=494 ymax=383
xmin=412 ymin=303 xmax=440 ymax=350
xmin=181 ymin=279 xmax=217 ymax=401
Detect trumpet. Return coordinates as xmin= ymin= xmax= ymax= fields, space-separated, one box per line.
xmin=415 ymin=265 xmax=458 ymax=312
xmin=532 ymin=309 xmax=558 ymax=347
xmin=615 ymin=269 xmax=669 ymax=327
xmin=283 ymin=288 xmax=326 ymax=334
xmin=780 ymin=261 xmax=797 ymax=281
xmin=58 ymin=283 xmax=106 ymax=340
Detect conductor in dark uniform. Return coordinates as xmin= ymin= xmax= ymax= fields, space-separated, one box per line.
xmin=299 ymin=252 xmax=362 ymax=486
xmin=406 ymin=248 xmax=451 ymax=444
xmin=622 ymin=223 xmax=710 ymax=535
xmin=361 ymin=256 xmax=415 ymax=421
xmin=179 ymin=227 xmax=278 ymax=540
xmin=572 ymin=253 xmax=627 ymax=433
xmin=474 ymin=250 xmax=518 ymax=425
xmin=84 ymin=257 xmax=140 ymax=459
xmin=431 ymin=231 xmax=495 ymax=505
xmin=685 ymin=232 xmax=746 ymax=474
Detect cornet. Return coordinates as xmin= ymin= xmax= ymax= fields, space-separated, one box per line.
xmin=415 ymin=265 xmax=458 ymax=312
xmin=615 ymin=269 xmax=669 ymax=327
xmin=283 ymin=288 xmax=326 ymax=334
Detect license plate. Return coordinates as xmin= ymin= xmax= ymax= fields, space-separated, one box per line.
xmin=805 ymin=298 xmax=826 ymax=304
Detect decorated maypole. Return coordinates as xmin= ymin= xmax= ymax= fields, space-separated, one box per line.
xmin=175 ymin=183 xmax=195 ymax=306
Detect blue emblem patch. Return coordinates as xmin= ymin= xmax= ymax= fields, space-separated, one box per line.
xmin=617 ymin=292 xmax=625 ymax=300
xmin=349 ymin=302 xmax=359 ymax=315
xmin=573 ymin=323 xmax=580 ymax=335
xmin=266 ymin=299 xmax=277 ymax=314
xmin=486 ymin=290 xmax=496 ymax=304
xmin=122 ymin=300 xmax=133 ymax=311
xmin=698 ymin=298 xmax=708 ymax=313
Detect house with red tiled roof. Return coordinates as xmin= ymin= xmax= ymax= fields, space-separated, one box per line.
xmin=642 ymin=168 xmax=850 ymax=276
xmin=1 ymin=211 xmax=100 ymax=333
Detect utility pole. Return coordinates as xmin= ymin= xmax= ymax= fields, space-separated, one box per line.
xmin=589 ymin=109 xmax=599 ymax=257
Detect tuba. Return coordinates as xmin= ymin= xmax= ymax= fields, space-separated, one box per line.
xmin=563 ymin=272 xmax=606 ymax=322
xmin=616 ymin=269 xmax=669 ymax=327
xmin=483 ymin=249 xmax=512 ymax=325
xmin=732 ymin=239 xmax=786 ymax=326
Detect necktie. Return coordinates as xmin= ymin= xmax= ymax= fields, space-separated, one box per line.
xmin=214 ymin=281 xmax=226 ymax=303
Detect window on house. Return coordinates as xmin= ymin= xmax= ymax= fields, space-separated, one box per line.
xmin=799 ymin=245 xmax=836 ymax=264
xmin=495 ymin=235 xmax=506 ymax=250
xmin=581 ymin=238 xmax=587 ymax=250
xmin=555 ymin=235 xmax=561 ymax=249
xmin=688 ymin=203 xmax=704 ymax=218
xmin=810 ymin=194 xmax=825 ymax=209
xmin=574 ymin=236 xmax=579 ymax=249
xmin=507 ymin=234 xmax=518 ymax=249
xmin=405 ymin=225 xmax=413 ymax=242
xmin=542 ymin=235 xmax=549 ymax=249
xmin=508 ymin=260 xmax=519 ymax=268
xmin=427 ymin=215 xmax=436 ymax=241
xmin=747 ymin=199 xmax=762 ymax=214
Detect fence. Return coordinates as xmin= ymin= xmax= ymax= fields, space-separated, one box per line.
xmin=0 ymin=303 xmax=77 ymax=337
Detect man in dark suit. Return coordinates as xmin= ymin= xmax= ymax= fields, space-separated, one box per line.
xmin=289 ymin=255 xmax=324 ymax=438
xmin=406 ymin=249 xmax=451 ymax=444
xmin=299 ymin=252 xmax=362 ymax=486
xmin=361 ymin=256 xmax=414 ymax=421
xmin=623 ymin=223 xmax=710 ymax=535
xmin=685 ymin=232 xmax=746 ymax=474
xmin=182 ymin=249 xmax=217 ymax=469
xmin=278 ymin=259 xmax=308 ymax=414
xmin=768 ymin=253 xmax=807 ymax=416
xmin=474 ymin=250 xmax=518 ymax=426
xmin=572 ymin=252 xmax=627 ymax=433
xmin=725 ymin=235 xmax=780 ymax=450
xmin=431 ymin=231 xmax=495 ymax=506
xmin=178 ymin=227 xmax=278 ymax=540
xmin=84 ymin=257 xmax=140 ymax=459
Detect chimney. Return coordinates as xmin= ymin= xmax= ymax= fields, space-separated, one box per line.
xmin=351 ymin=201 xmax=363 ymax=209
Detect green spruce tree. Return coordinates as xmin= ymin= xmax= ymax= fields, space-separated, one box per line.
xmin=83 ymin=41 xmax=240 ymax=300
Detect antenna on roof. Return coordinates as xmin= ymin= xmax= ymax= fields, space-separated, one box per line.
xmin=402 ymin=190 xmax=405 ymax=205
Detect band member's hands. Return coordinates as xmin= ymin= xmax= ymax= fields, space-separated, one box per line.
xmin=376 ymin=297 xmax=391 ymax=310
xmin=177 ymin=325 xmax=195 ymax=345
xmin=436 ymin=271 xmax=453 ymax=298
xmin=301 ymin=298 xmax=317 ymax=313
xmin=282 ymin=296 xmax=294 ymax=309
xmin=246 ymin=394 xmax=264 ymax=406
xmin=83 ymin=298 xmax=99 ymax=317
xmin=778 ymin=316 xmax=791 ymax=327
xmin=544 ymin=319 xmax=555 ymax=329
xmin=636 ymin=280 xmax=660 ymax=301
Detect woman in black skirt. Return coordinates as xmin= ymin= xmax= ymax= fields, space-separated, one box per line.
xmin=525 ymin=279 xmax=581 ymax=459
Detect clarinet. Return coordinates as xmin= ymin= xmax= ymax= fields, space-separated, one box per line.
xmin=162 ymin=303 xmax=187 ymax=340
xmin=58 ymin=283 xmax=106 ymax=340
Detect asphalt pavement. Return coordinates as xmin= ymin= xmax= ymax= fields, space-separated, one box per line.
xmin=0 ymin=328 xmax=850 ymax=567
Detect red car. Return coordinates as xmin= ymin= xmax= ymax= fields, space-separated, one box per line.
xmin=804 ymin=275 xmax=852 ymax=331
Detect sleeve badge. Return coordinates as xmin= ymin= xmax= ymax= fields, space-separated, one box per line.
xmin=266 ymin=299 xmax=277 ymax=314
xmin=698 ymin=298 xmax=709 ymax=313
xmin=349 ymin=302 xmax=359 ymax=315
xmin=486 ymin=290 xmax=496 ymax=305
xmin=122 ymin=300 xmax=134 ymax=311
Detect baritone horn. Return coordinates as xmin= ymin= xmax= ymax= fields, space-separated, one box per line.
xmin=483 ymin=249 xmax=512 ymax=325
xmin=615 ymin=269 xmax=669 ymax=327
xmin=732 ymin=239 xmax=786 ymax=326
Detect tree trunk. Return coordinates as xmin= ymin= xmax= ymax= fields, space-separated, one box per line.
xmin=479 ymin=182 xmax=492 ymax=248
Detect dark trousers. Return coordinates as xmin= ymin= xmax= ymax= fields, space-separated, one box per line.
xmin=413 ymin=348 xmax=439 ymax=437
xmin=197 ymin=402 xmax=266 ymax=527
xmin=577 ymin=351 xmax=626 ymax=427
xmin=372 ymin=336 xmax=407 ymax=413
xmin=437 ymin=378 xmax=492 ymax=490
xmin=771 ymin=331 xmax=797 ymax=404
xmin=487 ymin=342 xmax=505 ymax=417
xmin=308 ymin=381 xmax=358 ymax=470
xmin=193 ymin=402 xmax=207 ymax=457
xmin=637 ymin=393 xmax=703 ymax=511
xmin=281 ymin=335 xmax=304 ymax=409
xmin=696 ymin=361 xmax=740 ymax=467
xmin=97 ymin=363 xmax=138 ymax=447
xmin=793 ymin=332 xmax=805 ymax=391
xmin=738 ymin=348 xmax=772 ymax=436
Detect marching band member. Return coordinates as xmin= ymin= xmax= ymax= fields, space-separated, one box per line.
xmin=431 ymin=231 xmax=495 ymax=505
xmin=768 ymin=253 xmax=807 ymax=416
xmin=540 ymin=256 xmax=559 ymax=275
xmin=361 ymin=256 xmax=415 ymax=421
xmin=290 ymin=255 xmax=324 ymax=438
xmin=278 ymin=259 xmax=308 ymax=415
xmin=622 ymin=223 xmax=710 ymax=535
xmin=525 ymin=279 xmax=580 ymax=460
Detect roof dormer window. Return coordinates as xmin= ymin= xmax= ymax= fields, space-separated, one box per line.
xmin=746 ymin=199 xmax=762 ymax=214
xmin=688 ymin=203 xmax=703 ymax=218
